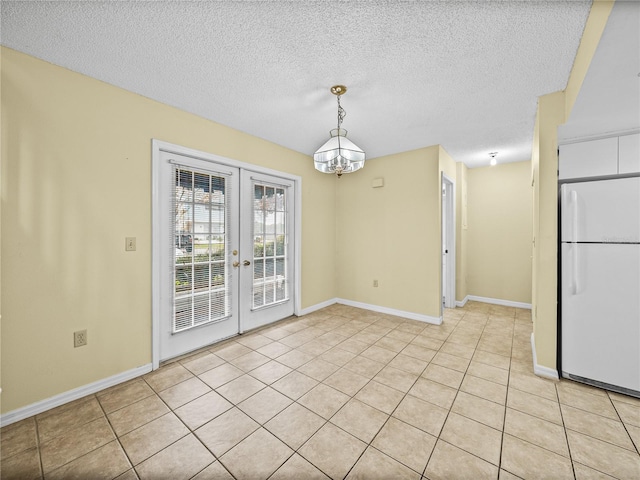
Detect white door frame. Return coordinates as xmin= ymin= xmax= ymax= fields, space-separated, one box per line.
xmin=151 ymin=139 xmax=302 ymax=369
xmin=441 ymin=173 xmax=456 ymax=311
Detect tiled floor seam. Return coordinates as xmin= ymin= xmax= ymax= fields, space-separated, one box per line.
xmin=497 ymin=315 xmax=516 ymax=477
xmin=608 ymin=393 xmax=640 ymax=456
xmin=34 ymin=410 xmax=45 ymax=480
xmin=94 ymin=389 xmax=137 ymax=478
xmin=571 ymin=460 xmax=625 ymax=480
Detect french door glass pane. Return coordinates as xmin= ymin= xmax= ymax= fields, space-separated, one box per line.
xmin=173 ymin=167 xmax=230 ymax=332
xmin=252 ymin=181 xmax=288 ymax=309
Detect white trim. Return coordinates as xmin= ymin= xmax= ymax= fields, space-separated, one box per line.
xmin=0 ymin=364 xmax=153 ymax=428
xmin=531 ymin=333 xmax=559 ymax=380
xmin=151 ymin=140 xmax=162 ymax=369
xmin=337 ymin=298 xmax=442 ymax=325
xmin=466 ymin=295 xmax=532 ymax=310
xmin=151 ymin=139 xmax=302 ymax=370
xmin=298 ymin=298 xmax=339 ymax=316
xmin=456 ymin=295 xmax=469 ymax=308
xmin=293 ymin=179 xmax=303 ymax=317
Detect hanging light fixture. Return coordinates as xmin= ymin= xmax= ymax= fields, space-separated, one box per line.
xmin=314 ymin=85 xmax=365 ymax=177
xmin=489 ymin=152 xmax=498 ymax=166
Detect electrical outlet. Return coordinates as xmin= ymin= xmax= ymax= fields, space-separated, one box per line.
xmin=125 ymin=237 xmax=136 ymax=251
xmin=74 ymin=330 xmax=87 ymax=348
xmin=373 ymin=279 xmax=379 ymax=287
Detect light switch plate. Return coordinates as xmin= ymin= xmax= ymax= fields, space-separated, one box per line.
xmin=125 ymin=237 xmax=136 ymax=251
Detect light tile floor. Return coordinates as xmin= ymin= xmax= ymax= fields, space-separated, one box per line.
xmin=2 ymin=302 xmax=639 ymax=479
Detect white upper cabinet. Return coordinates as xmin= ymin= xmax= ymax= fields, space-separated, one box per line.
xmin=559 ymin=137 xmax=618 ymax=180
xmin=559 ymin=134 xmax=640 ymax=180
xmin=619 ymin=133 xmax=640 ymax=174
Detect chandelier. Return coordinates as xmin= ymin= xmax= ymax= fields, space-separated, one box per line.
xmin=313 ymin=85 xmax=365 ymax=177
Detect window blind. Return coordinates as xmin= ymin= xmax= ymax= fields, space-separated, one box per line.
xmin=172 ymin=165 xmax=232 ymax=333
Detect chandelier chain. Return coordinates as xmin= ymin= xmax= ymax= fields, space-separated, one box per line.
xmin=336 ymin=95 xmax=346 ymax=129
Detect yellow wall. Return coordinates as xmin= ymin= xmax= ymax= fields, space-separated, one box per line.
xmin=335 ymin=147 xmax=442 ymax=318
xmin=467 ymin=161 xmax=533 ymax=304
xmin=0 ymin=48 xmax=337 ymax=413
xmin=531 ymin=92 xmax=565 ymax=369
xmin=455 ymin=162 xmax=468 ymax=303
xmin=531 ymin=1 xmax=614 ymax=371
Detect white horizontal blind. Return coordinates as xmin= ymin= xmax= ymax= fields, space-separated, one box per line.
xmin=252 ymin=181 xmax=289 ymax=309
xmin=172 ymin=166 xmax=232 ymax=333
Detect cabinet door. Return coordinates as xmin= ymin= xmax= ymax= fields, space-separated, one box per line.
xmin=559 ymin=137 xmax=618 ymax=180
xmin=619 ymin=133 xmax=640 ymax=174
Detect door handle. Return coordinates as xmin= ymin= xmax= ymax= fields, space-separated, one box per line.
xmin=232 ymin=261 xmax=240 ymax=268
xmin=243 ymin=260 xmax=251 ymax=266
xmin=571 ymin=190 xmax=578 ymax=243
xmin=572 ymin=243 xmax=579 ymax=295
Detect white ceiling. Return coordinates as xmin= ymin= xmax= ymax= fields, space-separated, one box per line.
xmin=559 ymin=0 xmax=640 ymax=143
xmin=1 ymin=0 xmax=614 ymax=168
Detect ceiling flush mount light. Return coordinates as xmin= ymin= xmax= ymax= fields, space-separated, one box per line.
xmin=314 ymin=85 xmax=365 ymax=177
xmin=489 ymin=152 xmax=498 ymax=166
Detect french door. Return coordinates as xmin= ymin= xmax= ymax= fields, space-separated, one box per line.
xmin=155 ymin=149 xmax=295 ymax=362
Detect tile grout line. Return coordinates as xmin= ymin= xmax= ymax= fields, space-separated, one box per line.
xmin=94 ymin=392 xmax=138 ymax=479
xmin=34 ymin=409 xmax=45 ymax=480
xmin=497 ymin=310 xmax=516 ymax=479
xmin=608 ymin=393 xmax=640 ymax=457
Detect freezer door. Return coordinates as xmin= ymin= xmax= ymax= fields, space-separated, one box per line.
xmin=561 ymin=177 xmax=640 ymax=243
xmin=561 ymin=243 xmax=640 ymax=391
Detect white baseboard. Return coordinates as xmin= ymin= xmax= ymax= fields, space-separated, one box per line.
xmin=466 ymin=295 xmax=532 ymax=310
xmin=337 ymin=298 xmax=442 ymax=325
xmin=0 ymin=363 xmax=153 ymax=428
xmin=456 ymin=296 xmax=469 ymax=308
xmin=531 ymin=333 xmax=559 ymax=380
xmin=298 ymin=298 xmax=339 ymax=316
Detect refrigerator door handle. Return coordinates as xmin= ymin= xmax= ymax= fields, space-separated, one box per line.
xmin=572 ymin=243 xmax=579 ymax=294
xmin=571 ymin=190 xmax=578 ymax=243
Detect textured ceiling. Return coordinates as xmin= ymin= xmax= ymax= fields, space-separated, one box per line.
xmin=2 ymin=0 xmax=594 ymax=168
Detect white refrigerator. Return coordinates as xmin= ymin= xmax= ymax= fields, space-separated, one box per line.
xmin=560 ymin=177 xmax=640 ymax=396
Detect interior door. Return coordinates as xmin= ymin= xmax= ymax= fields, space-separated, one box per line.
xmin=441 ymin=174 xmax=456 ymax=311
xmin=156 ymin=151 xmax=296 ymax=362
xmin=442 ymin=182 xmax=447 ymax=308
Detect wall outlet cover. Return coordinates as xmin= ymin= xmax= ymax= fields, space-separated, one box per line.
xmin=74 ymin=330 xmax=87 ymax=348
